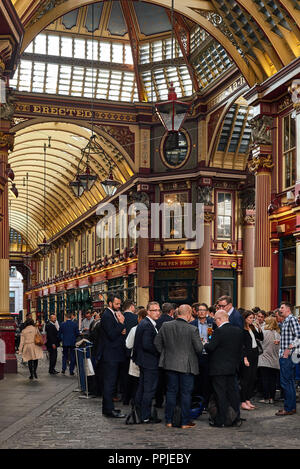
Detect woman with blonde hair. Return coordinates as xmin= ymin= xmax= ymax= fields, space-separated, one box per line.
xmin=257 ymin=316 xmax=281 ymax=404
xmin=18 ymin=319 xmax=44 ymax=380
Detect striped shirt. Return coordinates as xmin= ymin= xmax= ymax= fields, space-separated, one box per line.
xmin=279 ymin=314 xmax=300 ymax=358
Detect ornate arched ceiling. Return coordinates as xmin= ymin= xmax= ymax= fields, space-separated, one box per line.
xmin=8 ymin=121 xmax=134 ymax=248
xmin=11 ymin=0 xmax=300 ymax=88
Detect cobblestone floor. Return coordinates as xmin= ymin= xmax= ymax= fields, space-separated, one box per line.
xmin=1 ymin=353 xmax=300 ymax=450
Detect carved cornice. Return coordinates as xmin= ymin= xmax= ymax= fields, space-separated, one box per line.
xmin=249 ymin=115 xmax=273 ymax=146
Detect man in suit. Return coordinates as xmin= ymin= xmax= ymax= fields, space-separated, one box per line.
xmin=190 ymin=303 xmax=214 ymax=408
xmin=204 ymin=309 xmax=243 ymax=427
xmin=45 ymin=314 xmax=60 ymax=375
xmin=154 ymin=302 xmax=175 ymax=408
xmin=121 ymin=299 xmax=138 ymax=404
xmin=59 ymin=312 xmax=80 ymax=376
xmin=133 ymin=301 xmax=161 ymax=423
xmin=217 ymin=295 xmax=243 ymax=329
xmin=155 ymin=304 xmax=203 ymax=429
xmin=97 ymin=293 xmax=127 ymax=418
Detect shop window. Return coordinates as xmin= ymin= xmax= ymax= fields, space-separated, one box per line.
xmin=212 ymin=269 xmax=236 ymax=306
xmin=50 ymin=252 xmax=55 ymax=278
xmin=69 ymin=240 xmax=75 ymax=269
xmin=216 ymin=192 xmax=232 ymax=239
xmin=91 ymin=232 xmax=95 ymax=261
xmin=163 ymin=192 xmax=189 ymax=239
xmin=283 ymin=113 xmax=296 ymax=189
xmin=279 ymin=236 xmax=296 ymax=304
xmin=81 ymin=232 xmax=87 ymax=265
xmin=59 ymin=247 xmax=64 ymax=273
xmin=44 ymin=256 xmax=48 ymax=281
xmin=9 ymin=291 xmax=15 ymax=313
xmin=96 ymin=229 xmax=103 ymax=259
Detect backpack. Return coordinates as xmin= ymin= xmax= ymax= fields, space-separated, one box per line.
xmin=125 ymin=399 xmax=142 ymax=425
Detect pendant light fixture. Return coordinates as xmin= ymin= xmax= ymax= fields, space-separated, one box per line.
xmin=68 ymin=3 xmax=120 ymax=198
xmin=38 ymin=140 xmax=51 ymax=255
xmin=154 ymin=0 xmax=190 ymax=133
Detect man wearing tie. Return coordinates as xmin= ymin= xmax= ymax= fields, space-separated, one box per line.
xmin=133 ymin=301 xmax=161 ymax=423
xmin=97 ymin=293 xmax=127 ymax=418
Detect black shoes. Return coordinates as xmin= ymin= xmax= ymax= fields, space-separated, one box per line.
xmin=49 ymin=370 xmax=59 ymax=375
xmin=142 ymin=417 xmax=162 ymax=424
xmin=103 ymin=409 xmax=126 ymax=418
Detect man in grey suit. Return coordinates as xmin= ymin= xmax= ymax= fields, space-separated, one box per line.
xmin=154 ymin=304 xmax=203 ymax=429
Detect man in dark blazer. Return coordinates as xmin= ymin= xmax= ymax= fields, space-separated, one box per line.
xmin=45 ymin=314 xmax=60 ymax=375
xmin=190 ymin=303 xmax=214 ymax=408
xmin=154 ymin=302 xmax=175 ymax=408
xmin=217 ymin=295 xmax=244 ymax=329
xmin=155 ymin=304 xmax=203 ymax=429
xmin=97 ymin=293 xmax=127 ymax=418
xmin=121 ymin=299 xmax=138 ymax=404
xmin=59 ymin=312 xmax=80 ymax=375
xmin=204 ymin=309 xmax=243 ymax=427
xmin=133 ymin=301 xmax=161 ymax=423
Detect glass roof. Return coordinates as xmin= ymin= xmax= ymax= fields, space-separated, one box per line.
xmin=10 ymin=1 xmax=234 ymax=103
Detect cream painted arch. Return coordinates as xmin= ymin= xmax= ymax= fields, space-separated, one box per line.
xmin=8 ymin=119 xmax=135 ymax=248
xmin=18 ymin=0 xmax=300 ymax=87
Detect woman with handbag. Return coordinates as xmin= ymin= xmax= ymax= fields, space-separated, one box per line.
xmin=257 ymin=316 xmax=281 ymax=404
xmin=240 ymin=311 xmax=264 ymax=410
xmin=18 ymin=319 xmax=44 ymax=380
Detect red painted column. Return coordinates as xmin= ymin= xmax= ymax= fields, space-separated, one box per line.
xmin=248 ymin=143 xmax=273 ymax=311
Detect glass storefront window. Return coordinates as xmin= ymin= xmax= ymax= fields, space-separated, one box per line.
xmin=279 ymin=236 xmax=296 ymax=304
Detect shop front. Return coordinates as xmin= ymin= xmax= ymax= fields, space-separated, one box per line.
xmin=150 ymin=257 xmax=198 ymax=306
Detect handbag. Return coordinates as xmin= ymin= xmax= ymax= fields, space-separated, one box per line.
xmin=34 ymin=329 xmax=44 ymax=346
xmin=85 ymin=357 xmax=95 ymax=376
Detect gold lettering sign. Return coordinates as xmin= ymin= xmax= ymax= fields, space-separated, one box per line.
xmin=15 ymin=103 xmax=137 ymax=123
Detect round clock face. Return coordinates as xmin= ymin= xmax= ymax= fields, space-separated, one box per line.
xmin=161 ymin=130 xmax=190 ymax=168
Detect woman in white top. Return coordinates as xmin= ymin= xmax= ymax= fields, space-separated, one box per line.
xmin=257 ymin=316 xmax=280 ymax=404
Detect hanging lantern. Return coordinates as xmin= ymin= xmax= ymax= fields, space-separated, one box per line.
xmin=77 ymin=165 xmax=97 ymax=191
xmin=69 ymin=177 xmax=85 ymax=198
xmin=155 ymin=83 xmax=190 ymax=133
xmin=38 ymin=236 xmax=51 ymax=255
xmin=101 ymin=170 xmax=121 ymax=196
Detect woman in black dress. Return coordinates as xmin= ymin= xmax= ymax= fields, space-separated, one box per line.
xmin=240 ymin=310 xmax=264 ymax=410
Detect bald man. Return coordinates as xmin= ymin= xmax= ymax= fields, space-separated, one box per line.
xmin=204 ymin=310 xmax=243 ymax=427
xmin=154 ymin=304 xmax=203 ymax=429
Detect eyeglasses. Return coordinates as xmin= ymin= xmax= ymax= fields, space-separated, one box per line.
xmin=217 ymin=303 xmax=228 ymax=308
xmin=149 ymin=309 xmax=160 ymax=312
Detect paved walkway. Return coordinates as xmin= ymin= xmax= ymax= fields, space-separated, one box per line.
xmin=1 ymin=353 xmax=300 ymax=450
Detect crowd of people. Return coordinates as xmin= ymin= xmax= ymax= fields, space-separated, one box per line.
xmin=17 ymin=295 xmax=300 ymax=429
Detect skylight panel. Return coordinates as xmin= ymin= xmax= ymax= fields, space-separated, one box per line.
xmin=112 ymin=43 xmax=123 ymax=63
xmin=34 ymin=34 xmax=46 ymax=54
xmin=48 ymin=35 xmax=59 ymax=56
xmin=61 ymin=37 xmax=73 ymax=57
xmin=74 ymin=39 xmax=86 ymax=59
xmin=100 ymin=42 xmax=111 ymax=62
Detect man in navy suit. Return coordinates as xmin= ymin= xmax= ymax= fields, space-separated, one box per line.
xmin=133 ymin=301 xmax=161 ymax=423
xmin=59 ymin=312 xmax=80 ymax=375
xmin=97 ymin=293 xmax=127 ymax=418
xmin=121 ymin=299 xmax=138 ymax=404
xmin=217 ymin=295 xmax=243 ymax=329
